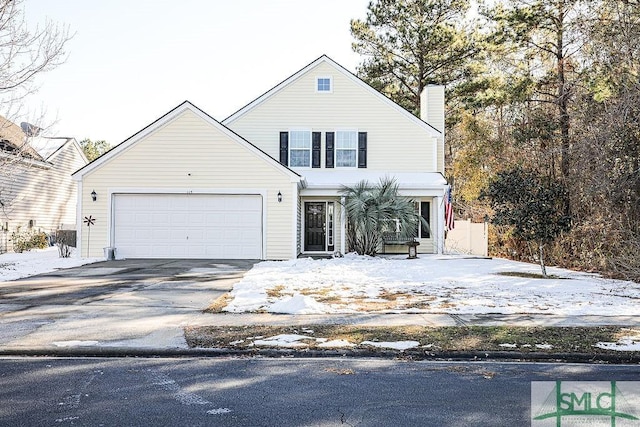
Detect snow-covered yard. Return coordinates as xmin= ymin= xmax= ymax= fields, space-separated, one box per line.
xmin=224 ymin=254 xmax=640 ymax=316
xmin=0 ymin=247 xmax=102 ymax=282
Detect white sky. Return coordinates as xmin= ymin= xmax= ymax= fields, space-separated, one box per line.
xmin=21 ymin=0 xmax=370 ymax=145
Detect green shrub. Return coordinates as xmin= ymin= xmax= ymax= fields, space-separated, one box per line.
xmin=10 ymin=227 xmax=49 ymax=253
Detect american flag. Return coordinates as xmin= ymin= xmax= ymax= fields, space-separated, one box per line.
xmin=445 ymin=186 xmax=455 ymax=231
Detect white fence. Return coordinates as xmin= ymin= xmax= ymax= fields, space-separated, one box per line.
xmin=445 ymin=220 xmax=488 ymax=256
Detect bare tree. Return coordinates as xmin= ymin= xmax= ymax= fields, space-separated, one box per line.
xmin=0 ymin=0 xmax=71 ymax=218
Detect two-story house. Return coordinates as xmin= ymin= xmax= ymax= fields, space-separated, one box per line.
xmin=72 ymin=55 xmax=448 ymax=260
xmin=1 ymin=116 xmax=87 ymax=252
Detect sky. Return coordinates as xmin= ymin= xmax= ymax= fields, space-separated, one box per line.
xmin=21 ymin=0 xmax=370 ymax=145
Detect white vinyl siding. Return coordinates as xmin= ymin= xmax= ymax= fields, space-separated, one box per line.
xmin=0 ymin=141 xmax=86 ymax=252
xmin=335 ymin=131 xmax=357 ymax=167
xmin=225 ymin=61 xmax=443 ymax=174
xmin=79 ymin=109 xmax=296 ymax=259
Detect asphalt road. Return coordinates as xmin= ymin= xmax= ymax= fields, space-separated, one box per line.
xmin=2 ymin=357 xmax=639 ymax=426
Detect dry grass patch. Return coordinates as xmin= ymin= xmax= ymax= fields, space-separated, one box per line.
xmin=266 ymin=285 xmax=290 ymax=299
xmin=299 ymin=287 xmax=343 ymax=305
xmin=204 ymin=293 xmax=233 ymax=313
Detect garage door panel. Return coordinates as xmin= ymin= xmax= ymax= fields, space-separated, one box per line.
xmin=113 ymin=194 xmax=262 ymax=259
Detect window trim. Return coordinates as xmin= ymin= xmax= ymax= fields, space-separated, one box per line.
xmin=315 ymin=76 xmax=333 ymax=93
xmin=289 ymin=129 xmax=312 ymax=168
xmin=334 ymin=129 xmax=358 ymax=168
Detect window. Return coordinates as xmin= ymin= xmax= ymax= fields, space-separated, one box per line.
xmin=335 ymin=131 xmax=357 ymax=167
xmin=420 ymin=201 xmax=431 ymax=238
xmin=316 ymin=77 xmax=332 ymax=93
xmin=289 ymin=130 xmax=311 ymax=167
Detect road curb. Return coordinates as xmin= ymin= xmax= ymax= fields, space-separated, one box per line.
xmin=1 ymin=347 xmax=639 ymax=364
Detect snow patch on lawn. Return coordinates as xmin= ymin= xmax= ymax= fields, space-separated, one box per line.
xmin=317 ymin=339 xmax=356 ymax=348
xmin=499 ymin=343 xmax=518 ymax=348
xmin=267 ymin=294 xmax=328 ymax=314
xmin=0 ymin=247 xmax=103 ymax=282
xmin=361 ymin=340 xmax=421 ymax=351
xmin=595 ymin=337 xmax=640 ymax=352
xmin=223 ymin=254 xmax=640 ymax=316
xmin=252 ymin=334 xmax=314 ymax=348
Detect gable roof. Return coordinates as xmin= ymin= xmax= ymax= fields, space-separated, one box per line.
xmin=222 ymin=55 xmax=441 ymax=138
xmin=72 ymin=101 xmax=302 ymax=181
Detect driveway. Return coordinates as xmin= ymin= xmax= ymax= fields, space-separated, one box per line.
xmin=0 ymin=259 xmax=255 ymax=350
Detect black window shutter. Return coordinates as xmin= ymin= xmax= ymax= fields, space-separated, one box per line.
xmin=312 ymin=132 xmax=321 ymax=168
xmin=325 ymin=132 xmax=334 ymax=168
xmin=279 ymin=132 xmax=288 ymax=166
xmin=358 ymin=132 xmax=367 ymax=168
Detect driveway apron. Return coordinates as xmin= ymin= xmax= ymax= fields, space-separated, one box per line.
xmin=0 ymin=259 xmax=255 ymax=350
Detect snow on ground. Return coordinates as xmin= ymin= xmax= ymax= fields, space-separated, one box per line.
xmin=224 ymin=253 xmax=640 ymax=316
xmin=0 ymin=247 xmax=103 ymax=282
xmin=361 ymin=340 xmax=421 ymax=351
xmin=595 ymin=336 xmax=640 ymax=352
xmin=241 ymin=333 xmax=418 ymax=350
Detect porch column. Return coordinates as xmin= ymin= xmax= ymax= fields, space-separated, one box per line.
xmin=340 ymin=196 xmax=346 ymax=255
xmin=436 ymin=195 xmax=445 ymax=254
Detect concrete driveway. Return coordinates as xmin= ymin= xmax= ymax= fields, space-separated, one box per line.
xmin=0 ymin=259 xmax=255 ymax=350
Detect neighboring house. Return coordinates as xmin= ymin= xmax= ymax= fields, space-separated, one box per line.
xmin=0 ymin=116 xmax=88 ymax=253
xmin=72 ymin=55 xmax=448 ymax=260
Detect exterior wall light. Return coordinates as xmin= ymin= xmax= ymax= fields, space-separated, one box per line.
xmin=277 ymin=191 xmax=283 ymax=203
xmin=91 ymin=190 xmax=97 ymax=202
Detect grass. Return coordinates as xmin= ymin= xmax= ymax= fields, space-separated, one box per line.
xmin=184 ymin=325 xmax=640 ymax=355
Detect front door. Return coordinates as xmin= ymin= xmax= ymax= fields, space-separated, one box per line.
xmin=305 ymin=202 xmax=326 ymax=251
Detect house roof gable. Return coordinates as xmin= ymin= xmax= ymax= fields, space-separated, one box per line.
xmin=72 ymin=101 xmax=302 ymax=181
xmin=222 ymin=55 xmax=441 ymax=138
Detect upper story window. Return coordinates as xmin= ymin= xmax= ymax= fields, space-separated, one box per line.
xmin=335 ymin=131 xmax=357 ymax=167
xmin=289 ymin=130 xmax=311 ymax=167
xmin=316 ymin=77 xmax=332 ymax=93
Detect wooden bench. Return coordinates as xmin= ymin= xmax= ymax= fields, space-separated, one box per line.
xmin=381 ymin=232 xmax=415 ymax=254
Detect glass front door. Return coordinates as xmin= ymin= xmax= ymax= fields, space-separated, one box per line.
xmin=304 ymin=202 xmax=326 ymax=252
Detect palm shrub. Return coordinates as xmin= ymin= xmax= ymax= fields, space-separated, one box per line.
xmin=340 ymin=177 xmax=424 ymax=256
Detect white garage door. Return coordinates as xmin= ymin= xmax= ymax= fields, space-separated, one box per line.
xmin=113 ymin=194 xmax=262 ymax=259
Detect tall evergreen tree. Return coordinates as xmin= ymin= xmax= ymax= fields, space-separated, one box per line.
xmin=484 ymin=0 xmax=588 ymax=181
xmin=350 ymin=0 xmax=480 ymax=115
